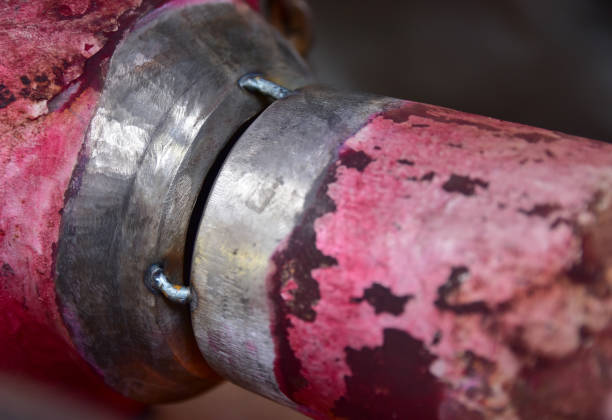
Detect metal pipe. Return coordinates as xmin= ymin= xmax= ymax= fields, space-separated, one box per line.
xmin=190 ymin=87 xmax=612 ymax=419
xmin=2 ymin=0 xmax=612 ymax=419
xmin=0 ymin=0 xmax=309 ymax=408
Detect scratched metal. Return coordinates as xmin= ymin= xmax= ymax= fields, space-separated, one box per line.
xmin=190 ymin=87 xmax=398 ymax=406
xmin=55 ymin=1 xmax=311 ymax=403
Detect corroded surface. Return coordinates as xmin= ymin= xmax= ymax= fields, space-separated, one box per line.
xmin=0 ymin=0 xmax=149 ymax=411
xmin=269 ymin=102 xmax=612 ymax=419
xmin=189 ymin=88 xmax=395 ymax=407
xmin=56 ymin=0 xmax=309 ymax=402
xmin=0 ymin=0 xmax=269 ymax=407
xmin=0 ymin=0 xmax=142 ymax=132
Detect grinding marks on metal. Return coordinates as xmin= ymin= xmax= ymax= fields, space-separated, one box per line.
xmin=189 ymin=85 xmax=612 ymax=418
xmin=145 ymin=264 xmax=192 ymax=305
xmin=189 ymin=87 xmax=398 ymax=406
xmin=54 ymin=0 xmax=312 ymax=402
xmin=239 ymin=73 xmax=294 ymax=99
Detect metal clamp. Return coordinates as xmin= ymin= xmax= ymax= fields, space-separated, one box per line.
xmin=239 ymin=73 xmax=294 ymax=99
xmin=145 ymin=264 xmax=192 ymax=305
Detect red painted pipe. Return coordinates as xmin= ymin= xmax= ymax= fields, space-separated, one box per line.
xmin=1 ymin=1 xmax=147 ymax=412
xmin=187 ymin=88 xmax=612 ymax=419
xmin=0 ymin=0 xmax=260 ymax=413
xmin=268 ymin=100 xmax=612 ymax=419
xmin=2 ymin=0 xmax=612 ymax=418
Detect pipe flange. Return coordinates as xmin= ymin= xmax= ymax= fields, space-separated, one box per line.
xmin=55 ymin=0 xmax=311 ymax=402
xmin=189 ymin=86 xmax=398 ymax=405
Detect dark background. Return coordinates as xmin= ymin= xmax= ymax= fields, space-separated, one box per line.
xmin=308 ymin=0 xmax=612 ymax=143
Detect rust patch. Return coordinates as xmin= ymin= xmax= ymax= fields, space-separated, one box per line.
xmin=0 ymin=84 xmax=16 ymax=109
xmin=397 ymin=159 xmax=414 ymax=166
xmin=332 ymin=329 xmax=441 ymax=420
xmin=421 ymin=171 xmax=436 ymax=182
xmin=512 ymin=329 xmax=612 ymax=420
xmin=568 ymin=195 xmax=612 ymax=298
xmin=515 ymin=132 xmax=558 ymax=144
xmin=519 ymin=203 xmax=561 ymax=218
xmin=269 ymin=162 xmax=339 ymax=398
xmin=435 ymin=266 xmax=491 ymax=314
xmin=351 ymin=283 xmax=413 ymax=316
xmin=442 ymin=174 xmax=489 ymax=196
xmin=1 ymin=263 xmax=14 ymax=279
xmin=382 ymin=103 xmax=502 ymax=133
xmin=462 ymin=351 xmax=496 ymax=399
xmin=339 ymin=148 xmax=373 ymax=172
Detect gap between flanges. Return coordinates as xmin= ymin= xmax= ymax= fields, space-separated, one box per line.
xmin=181 ymin=114 xmax=261 ymax=291
xmin=183 ymin=74 xmax=294 ymax=291
xmin=149 ymin=74 xmax=294 ymax=304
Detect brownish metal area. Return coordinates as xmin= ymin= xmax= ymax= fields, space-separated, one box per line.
xmin=265 ymin=0 xmax=312 ymax=55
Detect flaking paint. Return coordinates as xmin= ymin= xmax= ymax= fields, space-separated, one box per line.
xmin=269 ymin=101 xmax=612 ymax=419
xmin=0 ymin=0 xmax=263 ymax=408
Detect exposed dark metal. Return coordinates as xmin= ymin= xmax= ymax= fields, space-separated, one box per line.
xmin=55 ymin=1 xmax=312 ymax=402
xmin=189 ymin=86 xmax=399 ymax=405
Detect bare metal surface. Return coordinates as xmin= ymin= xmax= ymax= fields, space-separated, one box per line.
xmin=145 ymin=264 xmax=192 ymax=305
xmin=190 ymin=87 xmax=399 ymax=405
xmin=56 ymin=1 xmax=311 ymax=402
xmin=239 ymin=73 xmax=293 ymax=99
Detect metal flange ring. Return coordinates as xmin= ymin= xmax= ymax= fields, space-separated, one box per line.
xmin=55 ymin=0 xmax=311 ymax=402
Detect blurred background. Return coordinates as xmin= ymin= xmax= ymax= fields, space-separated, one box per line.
xmin=308 ymin=0 xmax=612 ymax=143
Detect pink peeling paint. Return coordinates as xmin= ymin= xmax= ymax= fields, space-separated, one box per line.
xmin=269 ymin=102 xmax=612 ymax=418
xmin=0 ymin=86 xmax=142 ymax=410
xmin=1 ymin=0 xmax=261 ymax=407
xmin=0 ymin=0 xmax=184 ymax=410
xmin=0 ymin=0 xmax=141 ymax=132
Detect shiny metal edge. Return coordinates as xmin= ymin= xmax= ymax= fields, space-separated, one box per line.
xmin=55 ymin=2 xmax=311 ymax=402
xmin=190 ymin=86 xmax=399 ymax=406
